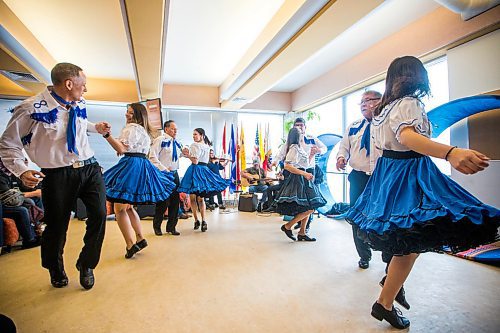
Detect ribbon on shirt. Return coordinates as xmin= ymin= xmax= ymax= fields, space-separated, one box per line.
xmin=360 ymin=122 xmax=371 ymax=156
xmin=349 ymin=119 xmax=370 ymax=156
xmin=161 ymin=139 xmax=182 ymax=162
xmin=50 ymin=91 xmax=87 ymax=155
xmin=304 ymin=137 xmax=316 ymax=145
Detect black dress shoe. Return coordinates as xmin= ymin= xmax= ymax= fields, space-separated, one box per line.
xmin=22 ymin=237 xmax=42 ymax=249
xmin=136 ymin=239 xmax=148 ymax=251
xmin=358 ymin=259 xmax=370 ymax=269
xmin=194 ymin=220 xmax=201 ymax=230
xmin=201 ymin=221 xmax=207 ymax=232
xmin=281 ymin=225 xmax=296 ymax=241
xmin=380 ymin=276 xmax=410 ymax=310
xmin=371 ymin=302 xmax=410 ymax=329
xmin=297 ymin=234 xmax=316 ymax=242
xmin=166 ymin=229 xmax=181 ymax=236
xmin=153 ymin=222 xmax=162 ymax=236
xmin=49 ymin=268 xmax=69 ymax=288
xmin=76 ymin=263 xmax=94 ymax=290
xmin=125 ymin=244 xmax=141 ymax=259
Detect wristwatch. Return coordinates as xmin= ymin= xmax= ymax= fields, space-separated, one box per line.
xmin=103 ymin=132 xmax=110 ymax=138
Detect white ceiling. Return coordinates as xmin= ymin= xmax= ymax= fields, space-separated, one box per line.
xmin=4 ymin=0 xmax=135 ymax=80
xmin=163 ymin=0 xmax=285 ymax=86
xmin=272 ymin=0 xmax=440 ymax=92
xmin=2 ymin=0 xmax=458 ymax=101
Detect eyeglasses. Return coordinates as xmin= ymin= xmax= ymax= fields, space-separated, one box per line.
xmin=359 ymin=98 xmax=380 ymax=105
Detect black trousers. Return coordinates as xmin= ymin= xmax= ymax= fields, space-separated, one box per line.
xmin=154 ymin=171 xmax=180 ymax=231
xmin=40 ymin=163 xmax=106 ymax=271
xmin=207 ymin=191 xmax=223 ymax=206
xmin=348 ymin=169 xmax=372 ymax=261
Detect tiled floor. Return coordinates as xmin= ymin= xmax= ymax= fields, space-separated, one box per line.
xmin=1 ymin=210 xmax=499 ymax=332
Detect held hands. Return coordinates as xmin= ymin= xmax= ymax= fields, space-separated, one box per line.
xmin=310 ymin=146 xmax=321 ymax=155
xmin=20 ymin=170 xmax=45 ymax=188
xmin=447 ymin=148 xmax=490 ymax=175
xmin=182 ymin=147 xmax=189 ymax=157
xmin=336 ymin=157 xmax=346 ymax=171
xmin=95 ymin=122 xmax=111 ymax=135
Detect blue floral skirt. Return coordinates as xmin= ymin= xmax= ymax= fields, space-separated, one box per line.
xmin=346 ymin=152 xmax=499 ymax=255
xmin=177 ymin=163 xmax=230 ymax=197
xmin=103 ymin=154 xmax=176 ymax=204
xmin=274 ymin=172 xmax=326 ymax=216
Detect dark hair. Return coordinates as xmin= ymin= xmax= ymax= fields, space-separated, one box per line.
xmin=294 ymin=117 xmax=306 ymax=125
xmin=51 ymin=63 xmax=83 ymax=85
xmin=285 ymin=127 xmax=301 ymax=156
xmin=129 ymin=103 xmax=154 ymax=136
xmin=194 ymin=128 xmax=212 ymax=146
xmin=375 ymin=56 xmax=430 ymax=116
xmin=164 ymin=120 xmax=175 ymax=130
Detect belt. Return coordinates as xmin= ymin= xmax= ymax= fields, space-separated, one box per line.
xmin=124 ymin=152 xmax=146 ymax=158
xmin=352 ymin=169 xmax=371 ymax=176
xmin=69 ymin=157 xmax=98 ymax=168
xmin=198 ymin=162 xmax=208 ymax=166
xmin=382 ymin=150 xmax=424 ymax=159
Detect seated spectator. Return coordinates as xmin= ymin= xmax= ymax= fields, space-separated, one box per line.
xmin=206 ymin=149 xmax=228 ymax=210
xmin=2 ymin=204 xmax=40 ymax=249
xmin=241 ymin=157 xmax=269 ymax=204
xmin=262 ymin=170 xmax=284 ymax=212
xmin=0 ymin=159 xmax=44 ymax=236
xmin=0 ymin=159 xmax=42 ymax=242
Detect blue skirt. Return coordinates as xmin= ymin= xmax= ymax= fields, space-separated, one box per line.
xmin=177 ymin=163 xmax=230 ymax=197
xmin=346 ymin=153 xmax=499 ymax=255
xmin=274 ymin=173 xmax=326 ymax=216
xmin=103 ymin=154 xmax=176 ymax=204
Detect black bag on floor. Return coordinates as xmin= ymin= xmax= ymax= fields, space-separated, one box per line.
xmin=238 ymin=194 xmax=258 ymax=212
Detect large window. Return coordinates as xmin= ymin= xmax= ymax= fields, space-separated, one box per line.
xmin=304 ymin=56 xmax=450 ymax=204
xmin=0 ymin=99 xmax=284 ymax=178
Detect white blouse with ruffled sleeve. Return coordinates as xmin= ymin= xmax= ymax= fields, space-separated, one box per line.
xmin=285 ymin=144 xmax=309 ymax=169
xmin=119 ymin=123 xmax=151 ymax=154
xmin=372 ymin=97 xmax=431 ymax=152
xmin=189 ymin=142 xmax=210 ymax=163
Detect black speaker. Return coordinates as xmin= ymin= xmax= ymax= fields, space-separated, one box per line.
xmin=238 ymin=194 xmax=258 ymax=212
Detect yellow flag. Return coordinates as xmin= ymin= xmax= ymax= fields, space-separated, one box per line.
xmin=239 ymin=123 xmax=247 ymax=191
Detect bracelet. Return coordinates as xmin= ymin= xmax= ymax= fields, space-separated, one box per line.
xmin=103 ymin=132 xmax=110 ymax=139
xmin=444 ymin=146 xmax=457 ymax=161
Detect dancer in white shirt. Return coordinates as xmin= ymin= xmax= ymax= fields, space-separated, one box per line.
xmin=0 ymin=63 xmax=110 ymax=290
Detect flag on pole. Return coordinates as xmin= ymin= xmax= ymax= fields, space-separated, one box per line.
xmin=253 ymin=125 xmax=260 ymax=160
xmin=229 ymin=124 xmax=237 ymax=193
xmin=239 ymin=123 xmax=246 ymax=190
xmin=222 ymin=122 xmax=227 ymax=155
xmin=258 ymin=124 xmax=265 ymax=164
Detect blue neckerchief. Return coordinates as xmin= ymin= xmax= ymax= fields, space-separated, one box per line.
xmin=50 ymin=91 xmax=79 ymax=155
xmin=304 ymin=137 xmax=315 ymax=145
xmin=360 ymin=121 xmax=371 ymax=156
xmin=348 ymin=119 xmax=366 ymax=136
xmin=161 ymin=139 xmax=182 ymax=162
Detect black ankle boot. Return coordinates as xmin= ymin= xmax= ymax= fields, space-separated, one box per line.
xmin=280 ymin=225 xmax=296 ymax=241
xmin=371 ymin=302 xmax=410 ymax=329
xmin=125 ymin=244 xmax=141 ymax=259
xmin=201 ymin=221 xmax=207 ymax=232
xmin=379 ymin=276 xmax=410 ymax=310
xmin=194 ymin=220 xmax=201 ymax=230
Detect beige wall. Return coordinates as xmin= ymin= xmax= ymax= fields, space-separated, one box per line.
xmin=85 ymin=78 xmax=139 ymax=103
xmin=291 ymin=6 xmax=500 ymax=111
xmin=447 ymin=30 xmax=500 ymax=207
xmin=243 ymin=91 xmax=291 ymax=111
xmin=162 ymin=84 xmax=220 ymax=108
